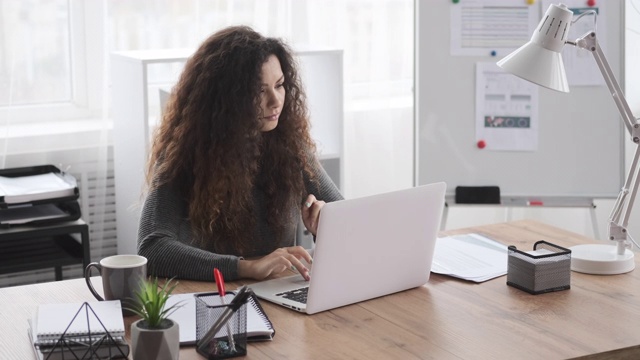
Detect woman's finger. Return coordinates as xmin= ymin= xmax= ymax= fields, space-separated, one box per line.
xmin=285 ymin=253 xmax=310 ymax=281
xmin=308 ymin=200 xmax=325 ymax=231
xmin=303 ymin=194 xmax=317 ymax=209
xmin=286 ymin=246 xmax=313 ymax=264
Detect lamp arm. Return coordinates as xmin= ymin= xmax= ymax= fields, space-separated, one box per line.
xmin=572 ymin=32 xmax=637 ymax=134
xmin=612 ymin=146 xmax=640 ymax=231
xmin=571 ymin=32 xmax=640 ymax=254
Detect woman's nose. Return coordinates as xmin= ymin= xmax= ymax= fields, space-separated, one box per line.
xmin=266 ymin=89 xmax=282 ymax=108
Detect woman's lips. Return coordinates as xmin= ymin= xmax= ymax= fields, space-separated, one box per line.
xmin=263 ymin=113 xmax=279 ymax=121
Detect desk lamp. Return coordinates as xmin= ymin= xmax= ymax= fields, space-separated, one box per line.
xmin=497 ymin=3 xmax=639 ymax=274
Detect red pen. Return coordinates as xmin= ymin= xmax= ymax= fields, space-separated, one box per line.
xmin=213 ymin=268 xmax=236 ymax=351
xmin=214 ymin=268 xmax=226 ymax=297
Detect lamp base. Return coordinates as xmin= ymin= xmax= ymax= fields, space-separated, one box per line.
xmin=570 ymin=244 xmax=635 ymax=275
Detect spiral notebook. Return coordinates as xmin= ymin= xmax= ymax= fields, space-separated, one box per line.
xmin=33 ymin=300 xmax=125 ymax=344
xmin=167 ymin=291 xmax=275 ymax=344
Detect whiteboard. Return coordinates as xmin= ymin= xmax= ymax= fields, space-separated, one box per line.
xmin=416 ymin=0 xmax=625 ymax=198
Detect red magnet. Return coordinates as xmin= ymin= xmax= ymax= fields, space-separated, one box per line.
xmin=477 ymin=140 xmax=486 ymax=149
xmin=587 ymin=0 xmax=596 ymax=7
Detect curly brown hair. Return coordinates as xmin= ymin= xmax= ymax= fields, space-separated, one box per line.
xmin=146 ymin=26 xmax=317 ymax=255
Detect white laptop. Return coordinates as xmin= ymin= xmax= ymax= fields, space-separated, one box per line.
xmin=250 ymin=182 xmax=446 ymax=314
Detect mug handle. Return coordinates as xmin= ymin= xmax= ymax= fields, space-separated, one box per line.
xmin=84 ymin=262 xmax=105 ymax=301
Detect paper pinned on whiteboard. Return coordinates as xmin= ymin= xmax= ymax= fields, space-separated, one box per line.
xmin=449 ymin=0 xmax=540 ymax=57
xmin=475 ymin=62 xmax=539 ymax=152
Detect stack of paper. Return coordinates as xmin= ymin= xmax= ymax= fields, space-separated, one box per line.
xmin=0 ymin=173 xmax=76 ymax=204
xmin=431 ymin=233 xmax=508 ymax=282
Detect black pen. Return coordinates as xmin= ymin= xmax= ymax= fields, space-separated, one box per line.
xmin=196 ymin=286 xmax=252 ymax=351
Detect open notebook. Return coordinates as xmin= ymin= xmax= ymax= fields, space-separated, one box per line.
xmin=166 ymin=291 xmax=274 ymax=345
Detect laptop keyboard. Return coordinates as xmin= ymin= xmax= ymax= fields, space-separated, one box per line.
xmin=276 ymin=287 xmax=309 ymax=304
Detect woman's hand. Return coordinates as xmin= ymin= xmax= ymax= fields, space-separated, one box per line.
xmin=238 ymin=246 xmax=312 ymax=280
xmin=301 ymin=194 xmax=325 ymax=236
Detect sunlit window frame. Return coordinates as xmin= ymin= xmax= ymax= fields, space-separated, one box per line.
xmin=1 ymin=0 xmax=102 ymax=124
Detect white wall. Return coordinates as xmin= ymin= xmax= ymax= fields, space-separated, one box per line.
xmin=344 ymin=105 xmax=414 ymax=198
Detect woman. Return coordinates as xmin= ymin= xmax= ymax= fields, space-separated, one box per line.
xmin=138 ymin=26 xmax=343 ymax=282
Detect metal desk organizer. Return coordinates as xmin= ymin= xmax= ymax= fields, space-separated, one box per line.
xmin=195 ymin=292 xmax=248 ymax=359
xmin=507 ymin=241 xmax=571 ymax=294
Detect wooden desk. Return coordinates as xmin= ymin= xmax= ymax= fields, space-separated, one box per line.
xmin=2 ymin=220 xmax=640 ymax=359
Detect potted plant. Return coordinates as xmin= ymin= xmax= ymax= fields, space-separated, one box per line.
xmin=128 ymin=277 xmax=182 ymax=360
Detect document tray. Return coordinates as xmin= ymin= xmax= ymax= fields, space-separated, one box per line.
xmin=0 ymin=201 xmax=81 ymax=228
xmin=0 ymin=165 xmax=79 ymax=208
xmin=0 ymin=165 xmax=81 ymax=227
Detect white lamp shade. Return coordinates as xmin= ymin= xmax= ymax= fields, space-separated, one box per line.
xmin=496 ymin=41 xmax=569 ymax=93
xmin=497 ymin=3 xmax=573 ymax=93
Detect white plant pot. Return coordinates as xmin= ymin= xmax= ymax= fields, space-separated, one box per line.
xmin=131 ymin=318 xmax=180 ymax=360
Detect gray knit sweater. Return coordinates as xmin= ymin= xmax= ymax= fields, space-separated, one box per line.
xmin=137 ymin=162 xmax=343 ymax=281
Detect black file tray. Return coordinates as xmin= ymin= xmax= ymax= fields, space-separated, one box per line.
xmin=0 ymin=201 xmax=81 ymax=228
xmin=0 ymin=165 xmax=79 ymax=207
xmin=0 ymin=165 xmax=81 ymax=228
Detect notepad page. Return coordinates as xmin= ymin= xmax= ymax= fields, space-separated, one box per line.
xmin=35 ymin=300 xmax=125 ymax=343
xmin=167 ymin=292 xmax=274 ymax=345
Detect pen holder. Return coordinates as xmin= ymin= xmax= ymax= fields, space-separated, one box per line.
xmin=507 ymin=241 xmax=571 ymax=295
xmin=195 ymin=292 xmax=248 ymax=359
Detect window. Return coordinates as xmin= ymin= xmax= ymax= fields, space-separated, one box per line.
xmin=1 ymin=0 xmax=71 ymax=106
xmin=0 ymin=0 xmax=95 ymax=122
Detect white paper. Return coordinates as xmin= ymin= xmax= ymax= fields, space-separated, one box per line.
xmin=432 ymin=233 xmax=508 ymax=282
xmin=475 ymin=62 xmax=539 ymax=151
xmin=450 ymin=0 xmax=540 ymax=56
xmin=526 ymin=248 xmax=554 ymax=256
xmin=0 ymin=173 xmax=76 ymax=204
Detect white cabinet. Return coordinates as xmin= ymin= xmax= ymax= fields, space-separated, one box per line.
xmin=111 ymin=49 xmax=343 ymax=254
